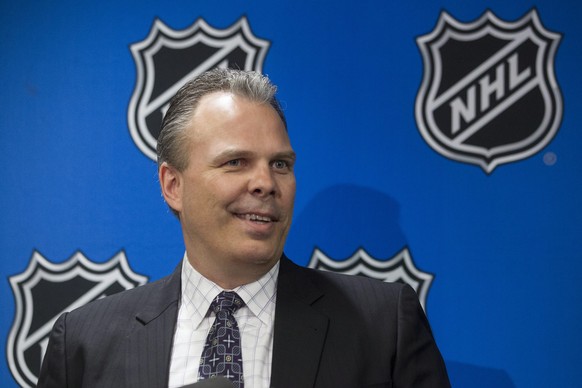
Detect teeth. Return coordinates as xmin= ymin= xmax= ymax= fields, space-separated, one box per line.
xmin=243 ymin=214 xmax=272 ymax=222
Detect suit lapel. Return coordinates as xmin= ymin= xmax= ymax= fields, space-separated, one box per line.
xmin=270 ymin=257 xmax=329 ymax=388
xmin=112 ymin=258 xmax=329 ymax=387
xmin=124 ymin=264 xmax=182 ymax=388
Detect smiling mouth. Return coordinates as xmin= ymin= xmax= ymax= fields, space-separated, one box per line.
xmin=235 ymin=213 xmax=278 ymax=223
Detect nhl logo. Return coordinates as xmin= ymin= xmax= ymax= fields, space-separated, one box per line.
xmin=308 ymin=247 xmax=434 ymax=311
xmin=415 ymin=9 xmax=562 ymax=173
xmin=7 ymin=251 xmax=148 ymax=388
xmin=127 ymin=16 xmax=270 ymax=161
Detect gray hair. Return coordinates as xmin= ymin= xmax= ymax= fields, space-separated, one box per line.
xmin=157 ymin=68 xmax=286 ymax=172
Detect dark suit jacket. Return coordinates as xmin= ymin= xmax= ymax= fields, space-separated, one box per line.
xmin=38 ymin=256 xmax=450 ymax=388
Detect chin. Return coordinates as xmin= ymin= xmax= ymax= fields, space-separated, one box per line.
xmin=236 ymin=245 xmax=281 ymax=265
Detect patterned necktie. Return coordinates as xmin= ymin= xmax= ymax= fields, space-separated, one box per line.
xmin=198 ymin=291 xmax=245 ymax=387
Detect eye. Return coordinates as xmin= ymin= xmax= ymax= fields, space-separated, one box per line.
xmin=226 ymin=159 xmax=242 ymax=167
xmin=272 ymin=160 xmax=290 ymax=170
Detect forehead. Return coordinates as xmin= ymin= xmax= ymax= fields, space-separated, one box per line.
xmin=186 ymin=91 xmax=291 ymax=153
xmin=193 ymin=92 xmax=245 ymax=124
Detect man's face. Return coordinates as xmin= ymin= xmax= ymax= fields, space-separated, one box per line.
xmin=164 ymin=92 xmax=296 ymax=285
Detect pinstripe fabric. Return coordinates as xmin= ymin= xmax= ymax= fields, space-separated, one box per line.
xmin=38 ymin=256 xmax=449 ymax=388
xmin=270 ymin=258 xmax=450 ymax=388
xmin=38 ymin=266 xmax=181 ymax=388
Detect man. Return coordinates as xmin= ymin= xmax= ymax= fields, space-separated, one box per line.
xmin=38 ymin=69 xmax=450 ymax=387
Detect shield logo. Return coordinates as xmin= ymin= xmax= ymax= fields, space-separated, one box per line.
xmin=127 ymin=16 xmax=271 ymax=161
xmin=308 ymin=247 xmax=434 ymax=311
xmin=415 ymin=9 xmax=562 ymax=173
xmin=7 ymin=251 xmax=148 ymax=388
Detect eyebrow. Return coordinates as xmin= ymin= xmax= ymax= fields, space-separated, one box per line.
xmin=274 ymin=150 xmax=297 ymax=161
xmin=213 ymin=148 xmax=296 ymax=162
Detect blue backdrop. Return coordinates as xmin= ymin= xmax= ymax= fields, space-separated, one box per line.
xmin=1 ymin=1 xmax=581 ymax=387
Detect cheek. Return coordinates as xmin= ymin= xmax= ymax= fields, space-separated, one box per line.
xmin=182 ymin=178 xmax=220 ymax=215
xmin=204 ymin=176 xmax=247 ymax=207
xmin=283 ymin=177 xmax=297 ymax=203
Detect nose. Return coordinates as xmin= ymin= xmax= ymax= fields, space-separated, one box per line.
xmin=249 ymin=164 xmax=277 ymax=197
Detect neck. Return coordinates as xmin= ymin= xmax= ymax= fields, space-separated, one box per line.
xmin=185 ymin=252 xmax=279 ymax=289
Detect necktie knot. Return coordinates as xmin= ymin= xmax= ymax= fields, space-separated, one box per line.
xmin=211 ymin=291 xmax=245 ymax=315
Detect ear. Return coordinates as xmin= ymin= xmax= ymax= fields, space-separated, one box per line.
xmin=159 ymin=162 xmax=183 ymax=214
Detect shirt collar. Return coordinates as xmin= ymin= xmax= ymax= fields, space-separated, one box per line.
xmin=180 ymin=253 xmax=279 ymax=327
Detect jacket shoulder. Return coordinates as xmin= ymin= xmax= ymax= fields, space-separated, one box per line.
xmin=284 ymin=257 xmax=406 ymax=294
xmin=66 ymin=266 xmax=179 ymax=326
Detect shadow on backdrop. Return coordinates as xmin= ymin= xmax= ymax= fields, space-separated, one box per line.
xmin=447 ymin=361 xmax=516 ymax=388
xmin=285 ymin=184 xmax=406 ymax=264
xmin=284 ymin=184 xmax=515 ymax=387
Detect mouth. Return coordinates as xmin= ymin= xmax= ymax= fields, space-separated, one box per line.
xmin=234 ymin=213 xmax=278 ymax=223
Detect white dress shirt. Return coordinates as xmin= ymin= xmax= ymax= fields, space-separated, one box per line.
xmin=168 ymin=254 xmax=278 ymax=388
